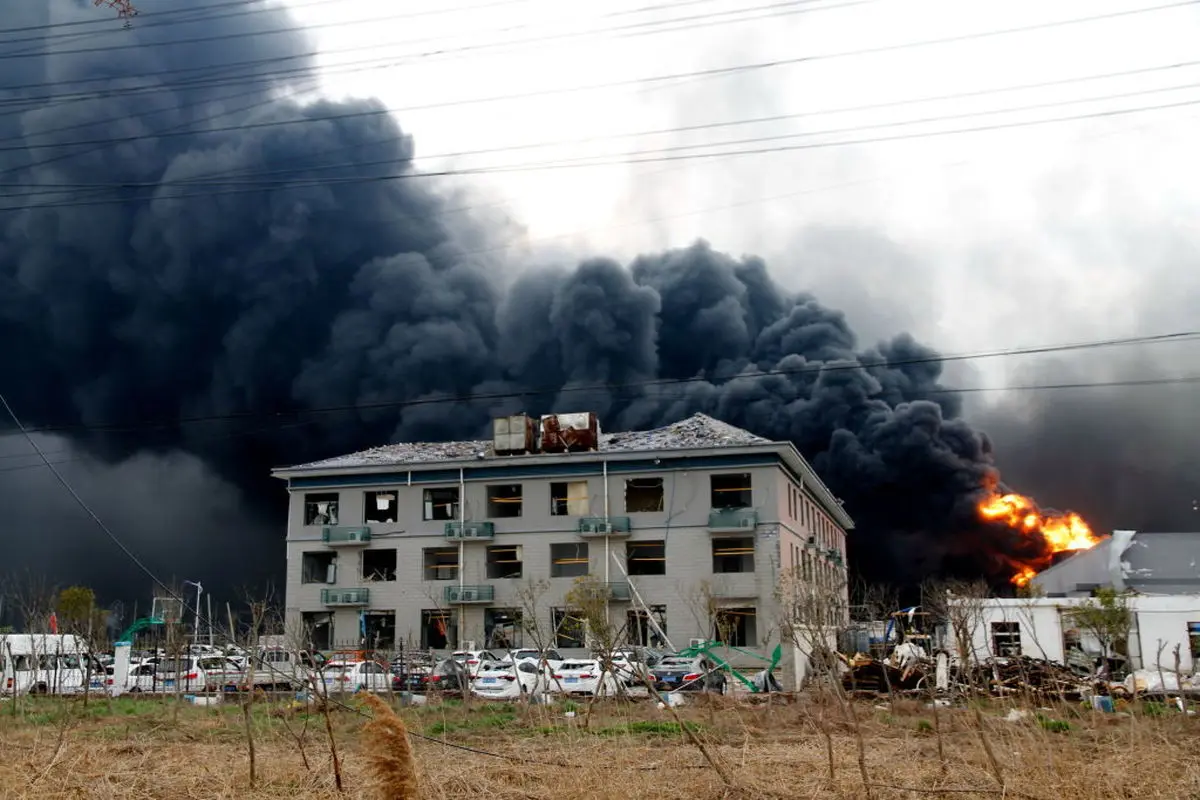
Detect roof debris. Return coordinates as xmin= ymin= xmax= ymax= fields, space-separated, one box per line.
xmin=287 ymin=413 xmax=773 ymax=472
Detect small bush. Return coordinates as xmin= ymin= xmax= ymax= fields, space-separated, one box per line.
xmin=914 ymin=719 xmax=934 ymax=736
xmin=1037 ymin=715 xmax=1071 ymax=733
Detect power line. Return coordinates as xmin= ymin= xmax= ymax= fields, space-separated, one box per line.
xmin=4 ymin=0 xmax=805 ymax=57
xmin=9 ymin=330 xmax=1199 ymax=437
xmin=2 ymin=374 xmax=1198 ymax=475
xmin=4 ymin=94 xmax=1199 ymax=213
xmin=11 ymin=76 xmax=1200 ymax=195
xmin=0 ymin=1 xmax=1191 ymax=106
xmin=11 ymin=55 xmax=1200 ymax=166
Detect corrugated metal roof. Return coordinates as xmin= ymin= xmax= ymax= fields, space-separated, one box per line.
xmin=286 ymin=413 xmax=773 ymax=472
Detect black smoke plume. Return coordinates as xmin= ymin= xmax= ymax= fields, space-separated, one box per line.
xmin=0 ymin=0 xmax=1106 ymax=603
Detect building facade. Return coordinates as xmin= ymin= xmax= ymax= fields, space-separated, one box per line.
xmin=274 ymin=413 xmax=853 ymax=682
xmin=952 ymin=595 xmax=1200 ymax=675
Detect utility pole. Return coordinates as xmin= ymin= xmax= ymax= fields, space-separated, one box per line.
xmin=182 ymin=580 xmax=202 ymax=652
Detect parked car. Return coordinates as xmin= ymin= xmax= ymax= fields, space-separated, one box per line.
xmin=318 ymin=660 xmax=392 ymax=694
xmin=650 ymin=655 xmax=726 ymax=693
xmin=470 ymin=659 xmax=546 ymax=700
xmin=198 ymin=656 xmax=244 ymax=692
xmin=549 ymin=659 xmax=621 ymax=697
xmin=500 ymin=648 xmax=563 ymax=669
xmin=420 ymin=659 xmax=471 ymax=695
xmin=152 ymin=656 xmax=211 ymax=694
xmin=451 ymin=650 xmax=502 ymax=678
xmin=603 ymin=648 xmax=662 ymax=687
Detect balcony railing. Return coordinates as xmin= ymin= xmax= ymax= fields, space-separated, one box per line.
xmin=322 ymin=526 xmax=371 ymax=545
xmin=708 ymin=508 xmax=758 ymax=532
xmin=321 ymin=588 xmax=370 ymax=606
xmin=577 ymin=516 xmax=632 ymax=537
xmin=444 ymin=521 xmax=495 ymax=541
xmin=444 ymin=584 xmax=494 ymax=603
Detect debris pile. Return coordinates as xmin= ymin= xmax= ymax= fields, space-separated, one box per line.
xmin=841 ymin=651 xmax=1096 ymax=700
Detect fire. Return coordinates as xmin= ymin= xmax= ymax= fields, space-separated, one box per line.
xmin=977 ymin=490 xmax=1102 ymax=586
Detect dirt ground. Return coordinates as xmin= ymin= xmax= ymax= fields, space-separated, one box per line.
xmin=1 ymin=692 xmax=1198 ymax=799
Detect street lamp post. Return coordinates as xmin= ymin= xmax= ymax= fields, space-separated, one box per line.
xmin=182 ymin=580 xmax=203 ymax=652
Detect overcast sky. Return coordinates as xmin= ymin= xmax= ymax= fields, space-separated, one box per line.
xmin=280 ymin=0 xmax=1200 ymax=394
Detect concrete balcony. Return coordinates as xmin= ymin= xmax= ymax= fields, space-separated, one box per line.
xmin=606 ymin=582 xmax=633 ymax=601
xmin=707 ymin=573 xmax=759 ymax=600
xmin=321 ymin=588 xmax=370 ymax=606
xmin=444 ymin=584 xmax=494 ymax=604
xmin=577 ymin=516 xmax=632 ymax=538
xmin=444 ymin=521 xmax=495 ymax=541
xmin=708 ymin=508 xmax=758 ymax=533
xmin=322 ymin=526 xmax=371 ymax=546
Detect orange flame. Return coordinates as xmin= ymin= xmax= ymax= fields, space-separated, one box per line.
xmin=977 ymin=490 xmax=1102 ymax=586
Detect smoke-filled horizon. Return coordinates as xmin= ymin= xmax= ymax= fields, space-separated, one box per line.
xmin=1 ymin=0 xmax=1196 ymax=610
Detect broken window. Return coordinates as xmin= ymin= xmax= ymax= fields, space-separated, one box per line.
xmin=301 ymin=612 xmax=333 ymax=651
xmin=626 ymin=540 xmax=666 ymax=576
xmin=712 ymin=537 xmax=755 ymax=573
xmin=550 ymin=542 xmax=589 ymax=578
xmin=487 ymin=484 xmax=523 ymax=517
xmin=627 ymin=605 xmax=668 ymax=648
xmin=304 ymin=492 xmax=339 ymax=525
xmin=551 ymin=481 xmax=589 ymax=516
xmin=423 ymin=487 xmax=460 ymax=521
xmin=362 ymin=548 xmax=397 ymax=582
xmin=422 ymin=609 xmax=457 ymax=649
xmin=486 ymin=545 xmax=523 ymax=579
xmin=991 ymin=621 xmax=1022 ymax=657
xmin=711 ymin=473 xmax=751 ymax=509
xmin=714 ymin=607 xmax=757 ymax=647
xmin=552 ymin=607 xmax=586 ymax=649
xmin=624 ymin=478 xmax=664 ymax=513
xmin=364 ymin=491 xmax=398 ymax=523
xmin=364 ymin=612 xmax=396 ymax=649
xmin=423 ymin=547 xmax=459 ymax=581
xmin=485 ymin=608 xmax=523 ymax=649
xmin=301 ymin=551 xmax=336 ymax=584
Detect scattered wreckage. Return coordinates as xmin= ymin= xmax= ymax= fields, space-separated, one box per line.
xmin=839 ymin=641 xmax=1199 ymax=702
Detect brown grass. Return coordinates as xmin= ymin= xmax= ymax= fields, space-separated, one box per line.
xmin=0 ymin=694 xmax=1198 ymax=799
xmin=359 ymin=693 xmax=418 ymax=800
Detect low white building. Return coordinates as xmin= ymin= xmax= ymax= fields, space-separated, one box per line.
xmin=951 ymin=594 xmax=1200 ymax=674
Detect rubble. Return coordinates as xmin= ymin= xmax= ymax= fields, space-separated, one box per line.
xmin=841 ymin=651 xmax=1101 ymax=701
xmin=287 ymin=413 xmax=770 ymax=471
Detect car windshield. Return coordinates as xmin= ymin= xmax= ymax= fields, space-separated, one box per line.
xmin=657 ymin=658 xmax=694 ymax=667
xmin=560 ymin=662 xmax=596 ymax=671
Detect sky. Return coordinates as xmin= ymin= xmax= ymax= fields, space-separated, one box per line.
xmin=283 ymin=0 xmax=1200 ymax=365
xmin=1 ymin=0 xmax=1199 ymax=613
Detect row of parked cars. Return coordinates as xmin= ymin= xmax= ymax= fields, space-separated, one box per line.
xmin=391 ymin=647 xmax=729 ymax=699
xmin=3 ymin=634 xmax=731 ymax=698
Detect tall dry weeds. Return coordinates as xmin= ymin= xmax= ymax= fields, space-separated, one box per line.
xmin=360 ymin=693 xmax=419 ymax=800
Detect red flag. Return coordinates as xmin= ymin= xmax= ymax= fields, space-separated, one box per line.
xmin=49 ymin=612 xmax=58 ymax=634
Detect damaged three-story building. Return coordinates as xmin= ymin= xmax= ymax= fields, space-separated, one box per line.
xmin=274 ymin=412 xmax=853 ymax=686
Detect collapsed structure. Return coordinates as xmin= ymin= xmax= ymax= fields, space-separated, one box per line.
xmin=273 ymin=412 xmax=854 ymax=687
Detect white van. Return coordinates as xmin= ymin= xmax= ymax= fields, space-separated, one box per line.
xmin=0 ymin=634 xmax=104 ymax=696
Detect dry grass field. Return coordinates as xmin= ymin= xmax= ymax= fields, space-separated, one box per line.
xmin=1 ymin=693 xmax=1198 ymax=799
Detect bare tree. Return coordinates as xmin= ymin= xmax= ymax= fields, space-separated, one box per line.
xmin=777 ymin=564 xmax=870 ymax=795
xmin=922 ymin=578 xmax=1005 ymax=789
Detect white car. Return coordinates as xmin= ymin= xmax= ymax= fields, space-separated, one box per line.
xmin=501 ymin=649 xmax=564 ymax=670
xmin=116 ymin=656 xmax=210 ymax=694
xmin=471 ymin=660 xmax=546 ymax=700
xmin=197 ymin=656 xmax=244 ymax=692
xmin=318 ymin=660 xmax=392 ymax=694
xmin=597 ymin=652 xmax=652 ymax=690
xmin=451 ymin=650 xmax=502 ymax=678
xmin=549 ymin=660 xmax=621 ymax=697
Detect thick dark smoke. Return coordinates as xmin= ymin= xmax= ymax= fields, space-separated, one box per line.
xmin=4 ymin=0 xmax=1163 ymax=609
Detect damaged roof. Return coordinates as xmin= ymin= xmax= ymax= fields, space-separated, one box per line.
xmin=1033 ymin=531 xmax=1200 ymax=596
xmin=286 ymin=413 xmax=772 ymax=472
